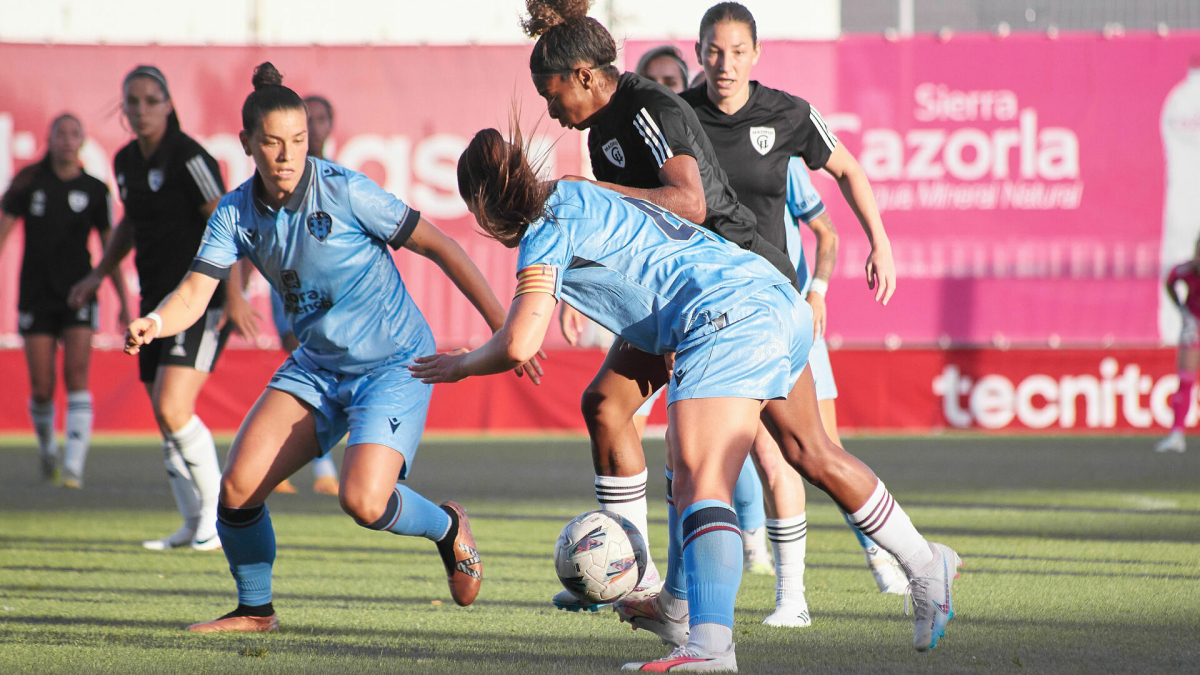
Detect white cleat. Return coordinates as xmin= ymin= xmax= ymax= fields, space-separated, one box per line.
xmin=552 ymin=564 xmax=661 ymax=612
xmin=865 ymin=546 xmax=909 ymax=595
xmin=191 ymin=531 xmax=223 ymax=551
xmin=614 ymin=591 xmax=690 ymax=648
xmin=741 ymin=527 xmax=774 ymax=576
xmin=905 ymin=542 xmax=963 ymax=652
xmin=623 ymin=645 xmax=738 ymax=672
xmin=1155 ymin=431 xmax=1186 ymax=453
xmin=142 ymin=525 xmax=197 ymax=551
xmin=763 ymin=598 xmax=811 ymax=628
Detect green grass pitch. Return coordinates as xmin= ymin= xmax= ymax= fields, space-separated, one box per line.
xmin=1 ymin=435 xmax=1198 ymax=674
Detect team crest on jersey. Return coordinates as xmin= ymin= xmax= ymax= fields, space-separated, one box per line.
xmin=147 ymin=169 xmax=164 ymax=192
xmin=307 ymin=211 xmax=332 ymax=242
xmin=67 ymin=190 xmax=89 ymax=213
xmin=750 ymin=127 xmax=776 ymax=155
xmin=30 ymin=190 xmax=46 ymax=217
xmin=602 ymin=139 xmax=626 ymax=168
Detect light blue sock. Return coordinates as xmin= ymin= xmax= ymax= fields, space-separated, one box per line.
xmin=665 ymin=467 xmax=687 ymax=600
xmin=217 ymin=503 xmax=276 ymax=606
xmin=732 ymin=456 xmax=765 ymax=532
xmin=362 ymin=483 xmax=451 ymax=541
xmin=843 ymin=510 xmax=878 ymax=549
xmin=681 ymin=500 xmax=742 ymax=629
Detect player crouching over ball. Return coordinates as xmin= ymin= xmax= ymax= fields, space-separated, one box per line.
xmin=124 ymin=63 xmax=544 ymax=632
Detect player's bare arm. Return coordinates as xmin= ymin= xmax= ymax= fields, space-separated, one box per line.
xmin=568 ymin=154 xmax=707 ymax=225
xmin=411 ymin=292 xmax=556 ymax=384
xmin=806 ymin=211 xmax=839 ymax=337
xmin=822 ymin=143 xmax=895 ymax=305
xmin=0 ymin=212 xmax=18 ymax=252
xmin=404 ymin=217 xmax=545 ymax=383
xmin=124 ymin=271 xmax=220 ymax=354
xmin=96 ymin=223 xmax=133 ymax=326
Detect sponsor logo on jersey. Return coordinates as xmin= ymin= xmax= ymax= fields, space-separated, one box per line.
xmin=67 ymin=190 xmax=89 ymax=213
xmin=147 ymin=169 xmax=164 ymax=192
xmin=750 ymin=126 xmax=776 ymax=155
xmin=307 ymin=211 xmax=332 ymax=242
xmin=30 ymin=190 xmax=46 ymax=217
xmin=602 ymin=138 xmax=626 ymax=168
xmin=281 ymin=269 xmax=301 ymax=289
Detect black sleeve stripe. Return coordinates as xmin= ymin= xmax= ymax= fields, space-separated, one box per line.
xmin=190 ymin=259 xmax=231 ymax=280
xmin=809 ymin=107 xmax=838 ymax=151
xmin=386 ymin=208 xmax=421 ymax=250
xmin=186 ymin=155 xmax=223 ymax=203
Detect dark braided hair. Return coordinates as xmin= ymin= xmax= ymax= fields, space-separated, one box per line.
xmin=523 ymin=0 xmax=618 ymax=82
xmin=457 ymin=116 xmax=554 ymax=249
xmin=241 ymin=62 xmax=306 ymax=132
xmin=699 ymin=2 xmax=758 ymax=45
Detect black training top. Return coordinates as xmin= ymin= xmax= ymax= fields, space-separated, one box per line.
xmin=1 ymin=161 xmax=111 ymax=311
xmin=114 ymin=127 xmax=227 ymax=313
xmin=586 ymin=72 xmax=796 ymax=285
xmin=680 ymin=82 xmax=837 ymax=261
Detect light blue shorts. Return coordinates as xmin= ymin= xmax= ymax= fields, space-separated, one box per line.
xmin=268 ymin=354 xmax=432 ymax=479
xmin=808 ymin=335 xmax=838 ymax=401
xmin=668 ymin=285 xmax=813 ymax=404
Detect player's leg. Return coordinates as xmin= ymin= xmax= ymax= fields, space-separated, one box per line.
xmin=22 ymin=329 xmax=59 ymax=481
xmin=60 ymin=324 xmax=95 ymax=487
xmin=338 ymin=361 xmax=482 ymax=606
xmin=188 ymin=387 xmax=322 ymax=633
xmin=1158 ymin=340 xmax=1199 ymax=452
xmin=761 ymin=370 xmax=961 ymax=651
xmin=733 ymin=454 xmax=772 ymax=575
xmin=750 ymin=428 xmax=811 ymax=627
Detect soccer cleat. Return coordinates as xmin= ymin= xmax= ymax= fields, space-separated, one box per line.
xmin=551 ymin=588 xmax=611 ymax=612
xmin=143 ymin=525 xmax=197 ymax=551
xmin=904 ymin=542 xmax=963 ymax=651
xmin=741 ymin=527 xmax=774 ymax=576
xmin=312 ymin=476 xmax=340 ymax=495
xmin=191 ymin=532 xmax=223 ymax=551
xmin=622 ymin=644 xmax=738 ymax=672
xmin=187 ymin=613 xmax=279 ymax=633
xmin=39 ymin=448 xmax=60 ymax=482
xmin=1155 ymin=431 xmax=1186 ymax=453
xmin=272 ymin=478 xmax=299 ymax=494
xmin=762 ymin=597 xmax=811 ymax=628
xmin=614 ymin=592 xmax=689 ymax=648
xmin=439 ymin=501 xmax=482 ymax=606
xmin=865 ymin=546 xmax=909 ymax=595
xmin=58 ymin=468 xmax=82 ymax=489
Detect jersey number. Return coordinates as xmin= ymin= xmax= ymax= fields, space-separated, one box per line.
xmin=620 ymin=196 xmax=697 ymax=241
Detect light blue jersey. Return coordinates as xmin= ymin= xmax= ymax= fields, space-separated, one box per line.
xmin=516 ymin=181 xmax=791 ymax=356
xmin=785 ymin=157 xmax=826 ymax=295
xmin=192 ymin=157 xmax=430 ymax=375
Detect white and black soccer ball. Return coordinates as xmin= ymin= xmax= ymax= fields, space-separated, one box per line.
xmin=554 ymin=510 xmax=648 ymax=604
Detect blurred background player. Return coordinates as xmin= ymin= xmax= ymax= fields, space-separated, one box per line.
xmin=522 ymin=0 xmax=798 ymax=613
xmin=0 ymin=114 xmax=130 ymax=488
xmin=69 ymin=65 xmax=258 ymax=551
xmin=1157 ymin=237 xmax=1200 ymax=453
xmin=633 ymin=43 xmax=776 ymax=582
xmin=125 ymin=63 xmax=533 ymax=632
xmin=676 ymin=1 xmax=901 ymax=626
xmin=271 ymin=93 xmax=340 ymax=496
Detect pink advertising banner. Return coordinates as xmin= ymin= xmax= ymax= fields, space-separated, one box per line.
xmin=2 ymin=35 xmax=1199 ymax=351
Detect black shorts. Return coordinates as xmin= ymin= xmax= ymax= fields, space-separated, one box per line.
xmin=138 ymin=308 xmax=233 ymax=383
xmin=18 ymin=301 xmax=98 ymax=336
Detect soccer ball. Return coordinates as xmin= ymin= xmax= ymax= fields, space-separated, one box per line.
xmin=554 ymin=510 xmax=648 ymax=604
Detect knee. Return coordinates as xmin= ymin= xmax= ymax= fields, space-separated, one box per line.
xmin=580 ymin=386 xmax=634 ymax=430
xmin=29 ymin=387 xmax=54 ymax=405
xmin=220 ymin=476 xmax=257 ymax=509
xmin=340 ymin=489 xmax=389 ymax=526
xmin=153 ymin=394 xmax=195 ymax=432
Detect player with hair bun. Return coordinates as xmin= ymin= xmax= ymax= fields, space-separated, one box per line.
xmin=124 ymin=62 xmax=539 ymax=632
xmin=0 ymin=114 xmax=130 ymax=488
xmin=416 ymin=126 xmax=962 ymax=671
xmin=522 ymin=0 xmax=799 ymax=614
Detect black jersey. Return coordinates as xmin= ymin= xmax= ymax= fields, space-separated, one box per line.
xmin=114 ymin=127 xmax=226 ymax=313
xmin=681 ymin=82 xmax=837 ymax=260
xmin=1 ymin=161 xmax=111 ymax=311
xmin=586 ymin=73 xmax=796 ymax=284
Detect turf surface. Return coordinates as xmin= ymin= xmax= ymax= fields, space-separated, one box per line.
xmin=1 ymin=435 xmax=1198 ymax=674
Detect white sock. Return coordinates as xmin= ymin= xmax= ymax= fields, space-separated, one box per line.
xmin=63 ymin=391 xmax=93 ymax=478
xmin=170 ymin=416 xmax=222 ymax=538
xmin=848 ymin=481 xmax=934 ymax=574
xmin=312 ymin=454 xmax=338 ymax=480
xmin=595 ymin=469 xmax=657 ymax=574
xmin=659 ymin=587 xmax=688 ymax=621
xmin=742 ymin=526 xmax=771 ymax=563
xmin=162 ymin=436 xmax=201 ymax=532
xmin=30 ymin=399 xmax=56 ymax=457
xmin=689 ymin=622 xmax=733 ymax=655
xmin=767 ymin=514 xmax=807 ymax=604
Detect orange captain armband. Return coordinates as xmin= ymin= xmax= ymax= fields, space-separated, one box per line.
xmin=514 ymin=265 xmax=559 ymax=298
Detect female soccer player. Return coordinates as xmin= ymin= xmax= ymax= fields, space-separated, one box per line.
xmin=271 ymin=93 xmax=341 ymax=496
xmin=124 ymin=63 xmax=538 ymax=632
xmin=0 ymin=114 xmax=130 ymax=488
xmin=523 ymin=0 xmax=799 ymax=611
xmin=1158 ymin=237 xmax=1200 ymax=452
xmin=676 ymin=2 xmax=907 ymax=625
xmin=416 ymin=127 xmax=961 ymax=670
xmin=70 ymin=65 xmax=257 ymax=551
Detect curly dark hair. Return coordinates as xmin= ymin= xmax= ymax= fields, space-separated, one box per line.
xmin=523 ymin=0 xmax=618 ymax=82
